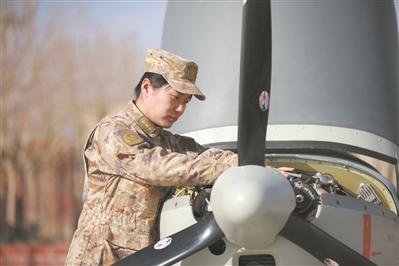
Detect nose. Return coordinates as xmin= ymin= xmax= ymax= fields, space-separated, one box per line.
xmin=175 ymin=103 xmax=186 ymax=114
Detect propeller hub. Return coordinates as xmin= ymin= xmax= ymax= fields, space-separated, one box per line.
xmin=211 ymin=165 xmax=296 ymax=249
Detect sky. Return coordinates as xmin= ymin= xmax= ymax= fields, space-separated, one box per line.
xmin=82 ymin=1 xmax=167 ymax=49
xmin=37 ymin=1 xmax=168 ymax=54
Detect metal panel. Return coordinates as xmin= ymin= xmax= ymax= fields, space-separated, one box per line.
xmin=161 ymin=0 xmax=398 ymax=158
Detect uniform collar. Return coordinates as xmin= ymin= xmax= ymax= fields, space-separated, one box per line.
xmin=125 ymin=101 xmax=161 ymax=138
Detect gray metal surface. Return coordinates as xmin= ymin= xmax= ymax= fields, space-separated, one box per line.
xmin=161 ymin=0 xmax=398 ymax=148
xmin=161 ymin=1 xmax=242 ymax=132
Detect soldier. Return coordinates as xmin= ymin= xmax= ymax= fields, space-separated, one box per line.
xmin=66 ymin=48 xmax=291 ymax=265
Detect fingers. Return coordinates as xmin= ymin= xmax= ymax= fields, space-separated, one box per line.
xmin=277 ymin=167 xmax=294 ymax=178
xmin=277 ymin=167 xmax=295 ymax=172
xmin=278 ymin=169 xmax=289 ymax=178
xmin=265 ymin=166 xmax=294 ymax=178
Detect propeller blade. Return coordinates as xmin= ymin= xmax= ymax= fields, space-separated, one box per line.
xmin=279 ymin=214 xmax=377 ymax=266
xmin=112 ymin=214 xmax=224 ymax=266
xmin=238 ymin=0 xmax=272 ymax=166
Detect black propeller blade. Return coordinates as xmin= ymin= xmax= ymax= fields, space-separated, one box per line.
xmin=238 ymin=0 xmax=272 ymax=167
xmin=113 ymin=214 xmax=223 ymax=266
xmin=279 ymin=214 xmax=377 ymax=266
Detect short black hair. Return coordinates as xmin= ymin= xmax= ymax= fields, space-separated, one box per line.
xmin=134 ymin=72 xmax=168 ymax=99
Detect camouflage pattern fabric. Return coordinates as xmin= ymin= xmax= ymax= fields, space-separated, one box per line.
xmin=65 ymin=101 xmax=238 ymax=265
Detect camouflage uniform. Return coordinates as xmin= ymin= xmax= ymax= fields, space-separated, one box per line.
xmin=65 ymin=101 xmax=238 ymax=265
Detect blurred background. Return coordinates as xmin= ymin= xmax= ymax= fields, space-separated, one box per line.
xmin=1 ymin=1 xmax=166 ymax=264
xmin=1 ymin=1 xmax=399 ymax=265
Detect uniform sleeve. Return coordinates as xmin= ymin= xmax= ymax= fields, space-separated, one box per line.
xmin=91 ymin=122 xmax=238 ymax=187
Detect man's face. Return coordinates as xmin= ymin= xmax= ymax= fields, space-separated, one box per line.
xmin=146 ymin=84 xmax=192 ymax=128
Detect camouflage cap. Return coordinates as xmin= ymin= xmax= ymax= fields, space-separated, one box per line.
xmin=145 ymin=48 xmax=206 ymax=101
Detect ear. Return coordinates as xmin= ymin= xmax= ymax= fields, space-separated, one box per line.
xmin=141 ymin=78 xmax=151 ymax=97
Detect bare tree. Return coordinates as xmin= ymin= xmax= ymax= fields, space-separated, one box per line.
xmin=1 ymin=2 xmax=139 ymax=242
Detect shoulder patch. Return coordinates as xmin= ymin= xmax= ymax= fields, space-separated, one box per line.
xmin=122 ymin=130 xmax=143 ymax=145
xmin=138 ymin=117 xmax=157 ymax=134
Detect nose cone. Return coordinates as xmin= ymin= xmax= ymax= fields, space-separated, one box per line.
xmin=211 ymin=165 xmax=296 ymax=249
